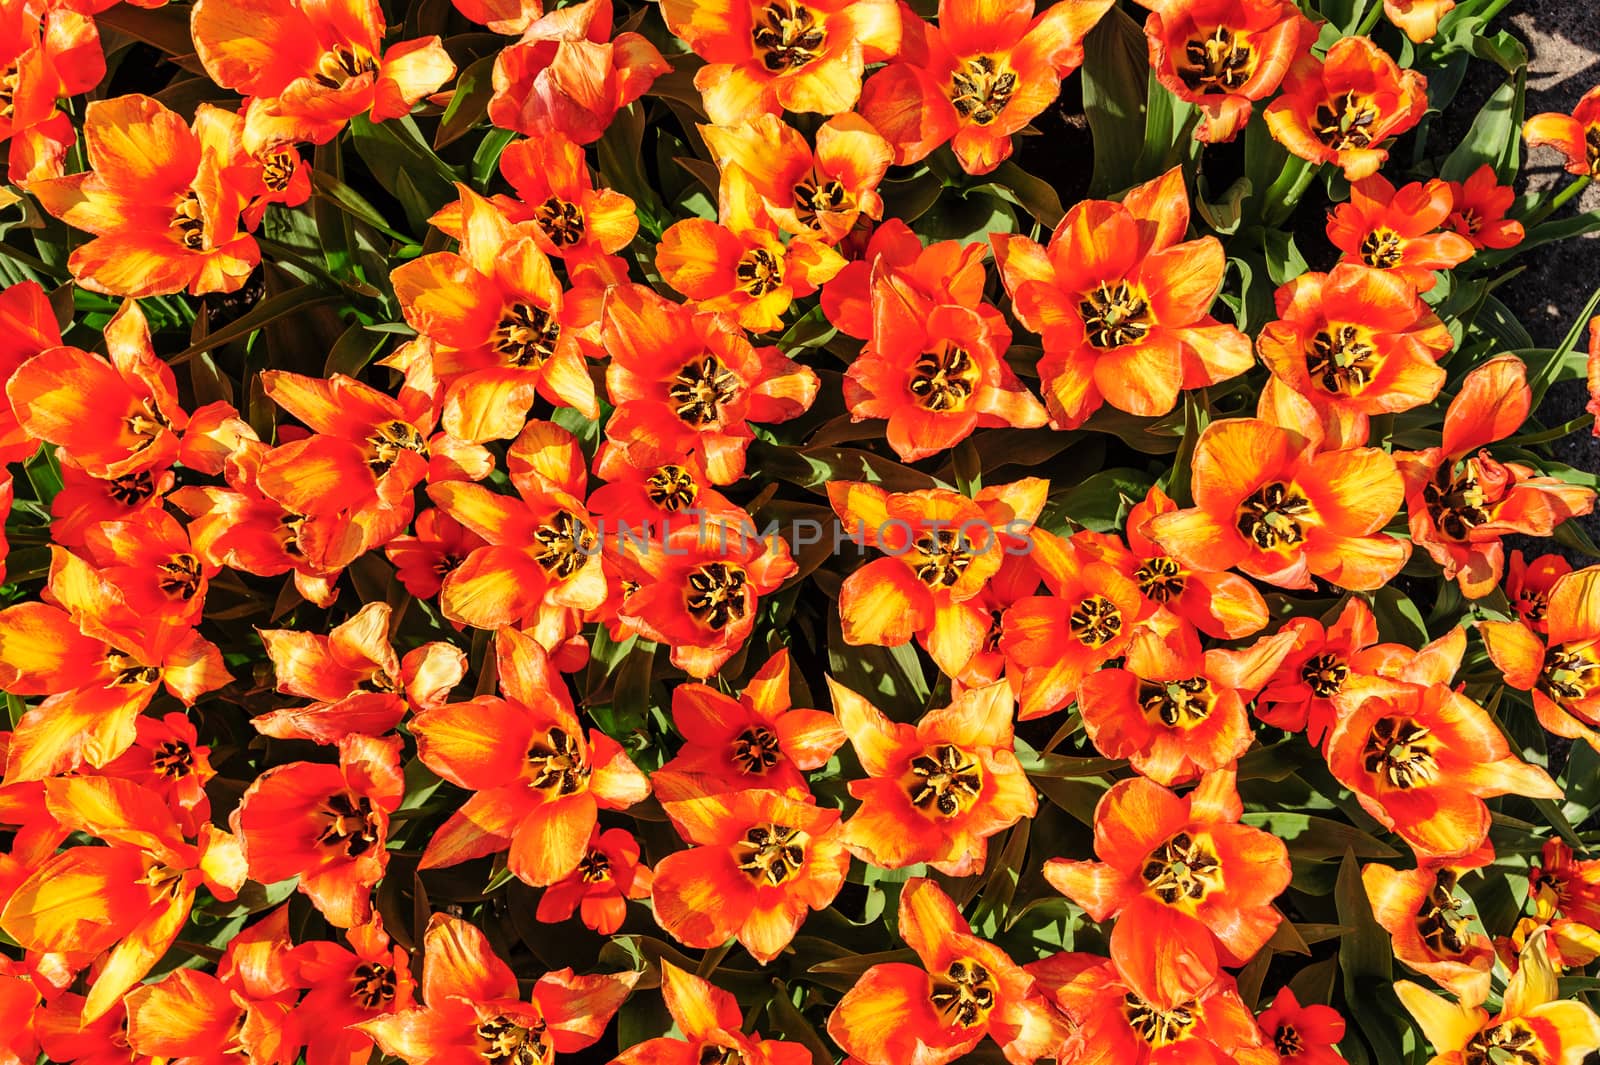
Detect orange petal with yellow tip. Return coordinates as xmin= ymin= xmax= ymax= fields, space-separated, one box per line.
xmin=827 ymin=677 xmax=905 ymax=778
xmin=419 ymin=912 xmax=518 ymax=1005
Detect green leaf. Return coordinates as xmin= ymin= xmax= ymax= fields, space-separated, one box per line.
xmin=1441 ymin=70 xmax=1526 ymax=182
xmin=1241 ymin=813 xmax=1399 ymax=859
xmin=168 ymin=287 xmax=345 ymax=367
xmin=435 ymin=54 xmax=496 ymax=149
xmin=1081 ymin=7 xmax=1149 ymax=197
xmin=1337 ymin=850 xmax=1406 ymax=1064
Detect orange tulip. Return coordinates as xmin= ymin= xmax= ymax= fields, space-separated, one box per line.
xmin=357 ymin=913 xmax=638 ymax=1064
xmin=384 ymin=507 xmax=487 ymax=602
xmin=1364 ymin=855 xmax=1495 ymax=1006
xmin=1481 ymin=565 xmax=1600 ymax=746
xmin=1385 ymin=0 xmax=1455 ymax=42
xmin=1265 ymin=35 xmax=1428 ymax=180
xmin=1397 ymin=355 xmax=1595 ymax=598
xmin=602 ymin=283 xmax=819 ymax=484
xmin=614 ymin=960 xmax=814 ymax=1065
xmin=663 ymin=0 xmax=900 ymax=125
xmin=993 ymin=168 xmax=1252 ymax=428
xmin=844 ymin=272 xmax=1047 ymax=461
xmin=0 ymin=776 xmax=246 ymax=1022
xmin=0 ymin=958 xmax=39 ymax=1065
xmin=290 ymin=918 xmax=417 ymax=1065
xmin=1031 ymin=950 xmax=1275 ymax=1065
xmin=124 ymin=907 xmax=301 ymax=1065
xmin=0 ymin=278 xmax=63 ymax=464
xmin=828 ymin=478 xmax=1047 ymax=677
xmin=1146 ymin=417 xmax=1411 ymax=591
xmin=1255 ymin=597 xmax=1380 ymax=746
xmin=1326 ymin=176 xmax=1476 ymax=293
xmin=254 ymin=601 xmax=464 ymax=743
xmin=98 ymin=711 xmax=216 ymax=837
xmin=1527 ymin=841 xmax=1600 ymax=960
xmin=394 ymin=187 xmax=600 ymax=442
xmin=0 ymin=0 xmax=102 ymax=183
xmin=488 ymin=0 xmax=668 ymax=143
xmin=1045 ymin=768 xmax=1289 ymax=1005
xmin=612 ymin=515 xmax=798 ymax=679
xmin=1080 ymin=485 xmax=1270 ymax=641
xmin=236 ymin=734 xmax=404 ymax=928
xmin=999 ymin=527 xmax=1144 ymax=720
xmin=827 ymin=878 xmax=1059 ymax=1065
xmin=426 ymin=419 xmax=606 ymax=629
xmin=822 ymin=217 xmax=990 ymax=340
xmin=1255 ymin=263 xmax=1452 ymax=448
xmin=1397 ymin=933 xmax=1600 ymax=1065
xmin=411 ymin=628 xmax=650 ymax=885
xmin=0 ymin=547 xmax=229 ymax=782
xmin=34 ymin=993 xmax=141 ymax=1065
xmin=535 ymin=826 xmax=652 ymax=936
xmin=1142 ymin=0 xmax=1317 ymax=142
xmin=74 ymin=509 xmax=216 ymax=631
xmin=192 ymin=0 xmax=454 ymax=150
xmin=1525 ymin=85 xmax=1600 ymax=177
xmin=1507 ymin=551 xmax=1575 ymax=635
xmin=657 ymin=648 xmax=846 ymax=798
xmin=657 ymin=174 xmax=846 ymax=332
xmin=1326 ymin=673 xmax=1560 ymax=860
xmin=29 ymin=96 xmax=259 ymax=295
xmin=653 ymin=787 xmax=848 ymax=963
xmin=830 ymin=679 xmax=1035 ymax=876
xmin=858 ymin=0 xmax=1114 ymax=174
xmin=1443 ymin=164 xmax=1525 ymax=250
xmin=1255 ymin=987 xmax=1346 ymax=1065
xmin=8 ymin=298 xmax=186 ymax=478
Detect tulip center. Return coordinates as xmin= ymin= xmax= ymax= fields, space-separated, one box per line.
xmin=1274 ymin=1024 xmax=1304 ymax=1056
xmin=1079 ymin=280 xmax=1153 ymax=348
xmin=1514 ymin=587 xmax=1550 ymax=627
xmin=534 ymin=196 xmax=586 ymax=247
xmin=794 ymin=177 xmax=854 ymax=229
xmin=1135 ymin=556 xmax=1187 ymax=602
xmin=259 ymin=147 xmax=297 ymax=192
xmin=366 ymin=419 xmax=429 ymax=475
xmin=494 ymin=303 xmax=562 ymax=369
xmin=1462 ymin=1019 xmax=1541 ymax=1065
xmin=1587 ymin=125 xmax=1600 ymax=173
xmin=904 ymin=743 xmax=984 ymax=817
xmin=931 ymin=958 xmax=996 ymax=1027
xmin=138 ymin=858 xmax=188 ymax=897
xmin=1359 ymin=228 xmax=1405 ymax=269
xmin=1124 ymin=994 xmax=1197 ymax=1047
xmin=532 ymin=510 xmax=596 ymax=579
xmin=1314 ymin=91 xmax=1379 ymax=150
xmin=157 ymin=553 xmax=204 ymax=600
xmin=1423 ymin=458 xmax=1495 ymax=540
xmin=671 ymin=355 xmax=742 ymax=428
xmin=350 ymin=961 xmax=397 ymax=1010
xmin=1139 ymin=677 xmax=1216 ymax=728
xmin=1541 ymin=645 xmax=1600 ymax=704
xmin=1235 ymin=481 xmax=1312 ymax=550
xmin=579 ymin=848 xmax=612 ymax=883
xmin=950 ymin=55 xmax=1017 ymax=126
xmin=313 ymin=44 xmax=379 ymax=89
xmin=730 ymin=724 xmax=781 ymax=774
xmin=698 ymin=1045 xmax=747 ymax=1065
xmin=126 ymin=397 xmax=172 ymax=454
xmin=1142 ymin=830 xmax=1223 ymax=904
xmin=317 ymin=791 xmax=382 ymax=857
xmin=109 ymin=470 xmax=157 ymax=506
xmin=912 ymin=527 xmax=974 ymax=589
xmin=280 ymin=512 xmax=308 ymax=558
xmin=733 ymin=822 xmax=806 ymax=885
xmin=752 ymin=1 xmax=825 ymax=72
xmin=1180 ymin=25 xmax=1255 ymax=92
xmin=646 ymin=464 xmax=700 ymax=511
xmin=1308 ymin=324 xmax=1378 ymax=395
xmin=686 ymin=561 xmax=749 ymax=630
xmin=1300 ymin=653 xmax=1349 ymax=698
xmin=1417 ymin=868 xmax=1475 ymax=955
xmin=151 ymin=740 xmax=195 ymax=778
xmin=0 ymin=62 xmax=18 ymax=120
xmin=983 ymin=609 xmax=1005 ymax=654
xmin=909 ymin=343 xmax=979 ymax=412
xmin=736 ymin=247 xmax=783 ymax=296
xmin=171 ymin=191 xmax=206 ymax=251
xmin=1069 ymin=593 xmax=1123 ymax=648
xmin=527 ymin=727 xmax=591 ymax=795
xmin=1362 ymin=716 xmax=1438 ymax=789
xmin=476 ymin=1016 xmax=551 ymax=1065
xmin=106 ymin=649 xmax=161 ymax=686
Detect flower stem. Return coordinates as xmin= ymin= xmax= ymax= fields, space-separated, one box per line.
xmin=1526 ymin=175 xmax=1594 ymax=227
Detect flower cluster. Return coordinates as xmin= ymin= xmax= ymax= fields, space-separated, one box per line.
xmin=0 ymin=0 xmax=1599 ymax=1064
